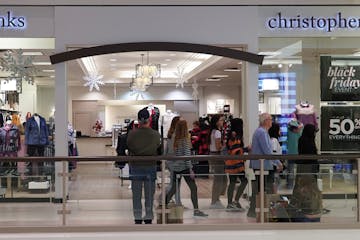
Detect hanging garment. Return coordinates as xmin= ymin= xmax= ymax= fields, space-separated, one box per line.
xmin=0 ymin=124 xmax=21 ymax=153
xmin=25 ymin=115 xmax=49 ymax=146
xmin=295 ymin=104 xmax=318 ymax=130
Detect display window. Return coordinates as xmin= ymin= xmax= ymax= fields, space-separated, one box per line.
xmin=259 ymin=37 xmax=360 ymax=153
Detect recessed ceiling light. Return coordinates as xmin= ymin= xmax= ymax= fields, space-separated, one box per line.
xmin=169 ymin=53 xmax=176 ymax=56
xmin=238 ymin=61 xmax=243 ymax=64
xmin=109 ymin=58 xmax=117 ymax=62
xmin=33 ymin=61 xmax=51 ymax=65
xmin=224 ymin=68 xmax=241 ymax=72
xmin=205 ymin=78 xmax=221 ymax=81
xmin=212 ymin=75 xmax=228 ymax=78
xmin=22 ymin=51 xmax=43 ymax=56
xmin=258 ymin=51 xmax=282 ymax=56
xmin=165 ymin=59 xmax=172 ymax=62
xmin=161 ymin=63 xmax=168 ymax=66
xmin=50 ymin=75 xmax=55 ymax=78
xmin=42 ymin=69 xmax=55 ymax=72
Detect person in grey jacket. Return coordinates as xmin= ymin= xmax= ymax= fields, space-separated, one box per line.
xmin=165 ymin=119 xmax=208 ymax=217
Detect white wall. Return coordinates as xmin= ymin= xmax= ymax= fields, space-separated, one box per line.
xmin=37 ymin=86 xmax=55 ymax=119
xmin=19 ymin=82 xmax=37 ymax=119
xmin=200 ymin=86 xmax=242 ymax=117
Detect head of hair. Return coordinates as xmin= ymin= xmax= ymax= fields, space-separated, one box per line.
xmin=193 ymin=120 xmax=200 ymax=128
xmin=167 ymin=116 xmax=181 ymax=139
xmin=210 ymin=114 xmax=222 ymax=131
xmin=199 ymin=116 xmax=210 ymax=130
xmin=174 ymin=119 xmax=189 ymax=148
xmin=227 ymin=118 xmax=244 ymax=147
xmin=301 ymin=124 xmax=316 ymax=140
xmin=268 ymin=122 xmax=280 ymax=139
xmin=259 ymin=113 xmax=270 ymax=126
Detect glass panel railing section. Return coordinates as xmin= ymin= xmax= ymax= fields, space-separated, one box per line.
xmin=156 ymin=161 xmax=255 ymax=224
xmin=0 ymin=161 xmax=60 ymax=226
xmin=266 ymin=158 xmax=357 ymax=223
xmin=66 ymin=160 xmax=135 ymax=226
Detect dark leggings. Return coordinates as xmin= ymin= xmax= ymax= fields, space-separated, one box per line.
xmin=227 ymin=173 xmax=248 ymax=204
xmin=165 ymin=168 xmax=199 ymax=209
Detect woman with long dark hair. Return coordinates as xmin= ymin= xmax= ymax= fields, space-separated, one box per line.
xmin=291 ymin=124 xmax=322 ymax=222
xmin=225 ymin=118 xmax=247 ymax=212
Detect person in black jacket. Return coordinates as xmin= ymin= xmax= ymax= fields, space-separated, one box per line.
xmin=291 ymin=123 xmax=322 ymax=222
xmin=297 ymin=123 xmax=319 ymax=176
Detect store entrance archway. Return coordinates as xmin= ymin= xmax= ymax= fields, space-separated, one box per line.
xmin=50 ymin=42 xmax=263 ymax=65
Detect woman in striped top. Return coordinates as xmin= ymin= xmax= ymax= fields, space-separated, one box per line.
xmin=165 ymin=119 xmax=208 ymax=217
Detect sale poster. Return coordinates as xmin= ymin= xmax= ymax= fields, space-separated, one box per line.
xmin=321 ymin=56 xmax=360 ymax=101
xmin=321 ymin=106 xmax=360 ymax=151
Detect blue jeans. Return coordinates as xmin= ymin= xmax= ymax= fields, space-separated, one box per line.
xmin=130 ymin=165 xmax=157 ymax=221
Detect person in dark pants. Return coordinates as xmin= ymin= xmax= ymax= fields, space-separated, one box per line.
xmin=165 ymin=119 xmax=208 ymax=217
xmin=225 ymin=118 xmax=248 ymax=212
xmin=248 ymin=113 xmax=282 ymax=218
xmin=127 ymin=108 xmax=161 ymax=224
xmin=291 ymin=124 xmax=322 ymax=222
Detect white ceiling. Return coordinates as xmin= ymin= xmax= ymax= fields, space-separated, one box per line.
xmin=1 ymin=48 xmax=244 ymax=89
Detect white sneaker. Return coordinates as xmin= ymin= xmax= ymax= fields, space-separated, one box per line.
xmin=209 ymin=201 xmax=225 ymax=209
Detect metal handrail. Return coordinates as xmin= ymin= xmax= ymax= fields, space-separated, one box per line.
xmin=1 ymin=153 xmax=359 ymax=162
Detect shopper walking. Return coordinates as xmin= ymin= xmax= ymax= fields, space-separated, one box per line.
xmin=165 ymin=119 xmax=208 ymax=217
xmin=162 ymin=116 xmax=181 ymax=205
xmin=225 ymin=118 xmax=247 ymax=212
xmin=127 ymin=108 xmax=161 ymax=224
xmin=247 ymin=113 xmax=282 ymax=218
xmin=209 ymin=114 xmax=227 ymax=209
xmin=268 ymin=122 xmax=283 ymax=193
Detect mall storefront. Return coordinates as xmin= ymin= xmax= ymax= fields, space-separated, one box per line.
xmin=0 ymin=4 xmax=360 ymax=225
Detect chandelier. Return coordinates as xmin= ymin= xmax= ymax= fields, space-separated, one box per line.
xmin=0 ymin=49 xmax=38 ymax=93
xmin=135 ymin=52 xmax=161 ymax=79
xmin=130 ymin=53 xmax=160 ymax=92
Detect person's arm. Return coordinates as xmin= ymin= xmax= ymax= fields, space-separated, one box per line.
xmin=258 ymin=130 xmax=272 ymax=155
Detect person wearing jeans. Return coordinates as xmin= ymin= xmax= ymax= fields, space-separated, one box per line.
xmin=248 ymin=113 xmax=282 ymax=218
xmin=127 ymin=108 xmax=161 ymax=224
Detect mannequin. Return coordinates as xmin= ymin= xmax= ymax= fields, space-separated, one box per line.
xmin=0 ymin=119 xmax=21 ymax=175
xmin=286 ymin=119 xmax=303 ymax=189
xmin=162 ymin=109 xmax=178 ymax=139
xmin=0 ymin=119 xmax=21 ymax=157
xmin=294 ymin=101 xmax=318 ymax=131
xmin=25 ymin=113 xmax=49 ymax=175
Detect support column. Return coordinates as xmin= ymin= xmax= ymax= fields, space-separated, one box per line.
xmin=243 ymin=43 xmax=259 ymax=144
xmin=54 ymin=61 xmax=68 ymax=201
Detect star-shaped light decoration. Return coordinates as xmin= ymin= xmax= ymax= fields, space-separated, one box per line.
xmin=0 ymin=49 xmax=38 ymax=93
xmin=83 ymin=73 xmax=105 ymax=91
xmin=192 ymin=80 xmax=199 ymax=100
xmin=174 ymin=66 xmax=187 ymax=88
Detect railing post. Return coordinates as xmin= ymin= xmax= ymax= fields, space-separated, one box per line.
xmin=260 ymin=158 xmax=264 ymax=223
xmin=62 ymin=160 xmax=67 ymax=226
xmin=57 ymin=160 xmax=71 ymax=226
xmin=161 ymin=159 xmax=166 ymax=225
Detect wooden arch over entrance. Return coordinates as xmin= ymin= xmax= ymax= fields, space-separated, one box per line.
xmin=50 ymin=42 xmax=263 ymax=65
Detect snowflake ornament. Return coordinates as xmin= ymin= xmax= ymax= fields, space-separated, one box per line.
xmin=192 ymin=80 xmax=199 ymax=100
xmin=83 ymin=74 xmax=105 ymax=91
xmin=174 ymin=66 xmax=187 ymax=88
